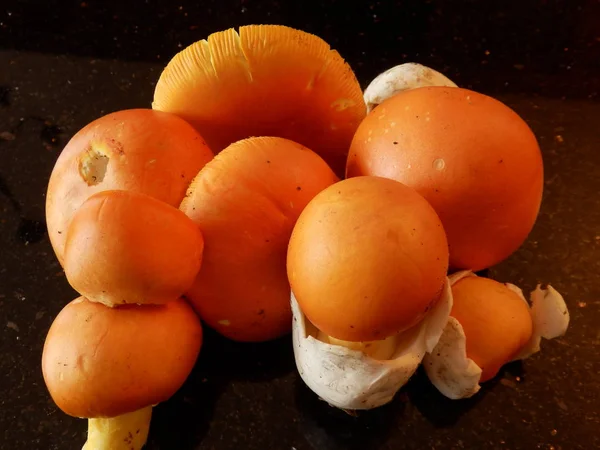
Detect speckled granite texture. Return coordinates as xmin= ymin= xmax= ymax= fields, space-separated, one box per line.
xmin=0 ymin=1 xmax=599 ymax=449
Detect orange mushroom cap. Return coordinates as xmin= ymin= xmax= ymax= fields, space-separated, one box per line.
xmin=152 ymin=25 xmax=366 ymax=176
xmin=46 ymin=108 xmax=213 ymax=265
xmin=63 ymin=190 xmax=204 ymax=307
xmin=180 ymin=136 xmax=338 ymax=342
xmin=450 ymin=276 xmax=533 ymax=382
xmin=287 ymin=176 xmax=449 ymax=342
xmin=42 ymin=297 xmax=203 ymax=418
xmin=347 ymin=87 xmax=544 ymax=271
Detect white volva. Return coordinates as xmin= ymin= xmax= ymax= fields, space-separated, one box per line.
xmin=423 ymin=271 xmax=570 ymax=400
xmin=363 ymin=62 xmax=457 ymax=113
xmin=291 ymin=278 xmax=453 ymax=410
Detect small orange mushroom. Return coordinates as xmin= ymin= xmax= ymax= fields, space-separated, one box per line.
xmin=46 ymin=108 xmax=213 ymax=265
xmin=424 ymin=271 xmax=570 ymax=399
xmin=152 ymin=25 xmax=366 ymax=176
xmin=63 ymin=190 xmax=204 ymax=307
xmin=450 ymin=276 xmax=533 ymax=382
xmin=180 ymin=136 xmax=338 ymax=342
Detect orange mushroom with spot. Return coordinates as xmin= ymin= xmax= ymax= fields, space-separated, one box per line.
xmin=46 ymin=108 xmax=213 ymax=265
xmin=63 ymin=190 xmax=204 ymax=307
xmin=347 ymin=86 xmax=544 ymax=271
xmin=424 ymin=271 xmax=570 ymax=399
xmin=179 ymin=136 xmax=338 ymax=342
xmin=287 ymin=176 xmax=452 ymax=410
xmin=152 ymin=25 xmax=366 ymax=176
xmin=42 ymin=297 xmax=203 ymax=450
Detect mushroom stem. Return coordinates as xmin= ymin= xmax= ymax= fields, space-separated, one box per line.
xmin=316 ymin=331 xmax=398 ymax=360
xmin=82 ymin=406 xmax=152 ymax=450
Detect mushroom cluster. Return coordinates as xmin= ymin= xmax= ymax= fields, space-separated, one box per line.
xmin=42 ymin=24 xmax=570 ymax=447
xmin=43 ymin=111 xmax=209 ymax=449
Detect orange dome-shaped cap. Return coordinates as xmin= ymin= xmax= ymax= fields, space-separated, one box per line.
xmin=287 ymin=176 xmax=449 ymax=342
xmin=46 ymin=108 xmax=213 ymax=265
xmin=63 ymin=190 xmax=204 ymax=307
xmin=42 ymin=297 xmax=203 ymax=418
xmin=347 ymin=87 xmax=544 ymax=271
xmin=180 ymin=136 xmax=338 ymax=342
xmin=152 ymin=25 xmax=366 ymax=176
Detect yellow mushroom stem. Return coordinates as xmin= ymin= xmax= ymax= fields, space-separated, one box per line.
xmin=316 ymin=331 xmax=398 ymax=360
xmin=82 ymin=406 xmax=152 ymax=450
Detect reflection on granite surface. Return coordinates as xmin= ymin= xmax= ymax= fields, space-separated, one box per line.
xmin=0 ymin=2 xmax=599 ymax=449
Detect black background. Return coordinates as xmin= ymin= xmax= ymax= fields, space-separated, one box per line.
xmin=2 ymin=0 xmax=599 ymax=98
xmin=0 ymin=1 xmax=599 ymax=449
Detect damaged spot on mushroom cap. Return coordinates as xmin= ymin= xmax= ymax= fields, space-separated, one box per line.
xmin=330 ymin=98 xmax=356 ymax=112
xmin=78 ymin=144 xmax=109 ymax=186
xmin=218 ymin=319 xmax=231 ymax=326
xmin=433 ymin=158 xmax=446 ymax=171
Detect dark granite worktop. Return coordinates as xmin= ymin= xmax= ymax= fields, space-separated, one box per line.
xmin=1 ymin=1 xmax=599 ymax=449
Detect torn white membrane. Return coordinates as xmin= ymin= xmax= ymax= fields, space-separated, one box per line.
xmin=508 ymin=283 xmax=570 ymax=361
xmin=292 ymin=278 xmax=452 ymax=410
xmin=363 ymin=62 xmax=457 ymax=113
xmin=423 ymin=271 xmax=570 ymax=400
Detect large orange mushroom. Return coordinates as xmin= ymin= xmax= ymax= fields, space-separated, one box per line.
xmin=152 ymin=25 xmax=366 ymax=176
xmin=180 ymin=136 xmax=338 ymax=342
xmin=46 ymin=108 xmax=213 ymax=265
xmin=347 ymin=86 xmax=544 ymax=271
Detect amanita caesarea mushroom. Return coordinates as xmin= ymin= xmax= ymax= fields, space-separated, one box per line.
xmin=347 ymin=86 xmax=545 ymax=272
xmin=42 ymin=297 xmax=203 ymax=450
xmin=45 ymin=109 xmax=213 ymax=266
xmin=63 ymin=190 xmax=204 ymax=307
xmin=363 ymin=62 xmax=457 ymax=113
xmin=287 ymin=176 xmax=452 ymax=410
xmin=423 ymin=270 xmax=570 ymax=400
xmin=152 ymin=25 xmax=366 ymax=176
xmin=180 ymin=137 xmax=338 ymax=343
